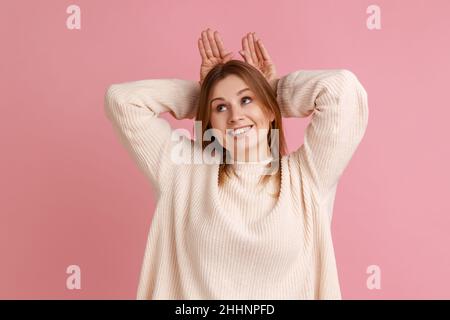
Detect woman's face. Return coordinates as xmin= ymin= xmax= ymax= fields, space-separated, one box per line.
xmin=208 ymin=74 xmax=275 ymax=162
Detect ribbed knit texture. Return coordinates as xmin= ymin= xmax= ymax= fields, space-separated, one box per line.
xmin=104 ymin=69 xmax=369 ymax=299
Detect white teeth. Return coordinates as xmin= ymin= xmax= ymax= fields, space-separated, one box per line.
xmin=229 ymin=125 xmax=252 ymax=136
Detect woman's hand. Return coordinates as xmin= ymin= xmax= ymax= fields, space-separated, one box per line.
xmin=239 ymin=32 xmax=278 ymax=85
xmin=198 ymin=28 xmax=234 ymax=86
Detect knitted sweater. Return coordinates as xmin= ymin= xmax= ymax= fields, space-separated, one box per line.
xmin=104 ymin=68 xmax=369 ymax=299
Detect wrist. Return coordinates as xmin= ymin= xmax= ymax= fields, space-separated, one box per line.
xmin=269 ymin=78 xmax=279 ymax=93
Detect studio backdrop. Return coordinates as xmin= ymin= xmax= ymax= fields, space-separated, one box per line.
xmin=2 ymin=0 xmax=450 ymax=299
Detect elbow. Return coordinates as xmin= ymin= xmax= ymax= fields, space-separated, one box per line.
xmin=105 ymin=84 xmax=119 ymax=107
xmin=318 ymin=69 xmax=360 ymax=103
xmin=341 ymin=69 xmax=369 ymax=114
xmin=340 ymin=70 xmax=369 ymax=133
xmin=331 ymin=69 xmax=368 ymax=107
xmin=330 ymin=69 xmax=369 ymax=130
xmin=336 ymin=69 xmax=360 ymax=92
xmin=104 ymin=84 xmax=123 ymax=117
xmin=338 ymin=69 xmax=367 ymax=98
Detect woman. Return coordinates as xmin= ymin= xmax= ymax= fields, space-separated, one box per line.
xmin=104 ymin=28 xmax=369 ymax=299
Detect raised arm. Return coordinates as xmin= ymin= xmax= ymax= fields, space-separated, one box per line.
xmin=104 ymin=79 xmax=200 ymax=189
xmin=276 ymin=69 xmax=369 ymax=201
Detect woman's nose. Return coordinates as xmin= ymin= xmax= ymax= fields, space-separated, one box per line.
xmin=228 ymin=104 xmax=245 ymax=123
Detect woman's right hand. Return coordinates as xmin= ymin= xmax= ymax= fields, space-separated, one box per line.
xmin=239 ymin=32 xmax=278 ymax=85
xmin=198 ymin=28 xmax=234 ymax=86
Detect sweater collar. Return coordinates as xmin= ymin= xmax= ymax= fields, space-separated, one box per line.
xmin=231 ymin=155 xmax=275 ymax=175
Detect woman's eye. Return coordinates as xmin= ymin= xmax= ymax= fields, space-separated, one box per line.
xmin=216 ymin=105 xmax=227 ymax=112
xmin=216 ymin=97 xmax=252 ymax=112
xmin=242 ymin=96 xmax=252 ymax=104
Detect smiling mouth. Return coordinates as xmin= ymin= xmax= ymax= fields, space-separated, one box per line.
xmin=228 ymin=125 xmax=254 ymax=137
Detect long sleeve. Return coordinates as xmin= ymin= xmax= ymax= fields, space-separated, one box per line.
xmin=276 ymin=69 xmax=369 ymax=205
xmin=104 ymin=78 xmax=200 ymax=190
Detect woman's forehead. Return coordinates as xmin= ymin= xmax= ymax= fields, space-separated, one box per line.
xmin=215 ymin=74 xmax=248 ymax=90
xmin=209 ymin=76 xmax=252 ymax=101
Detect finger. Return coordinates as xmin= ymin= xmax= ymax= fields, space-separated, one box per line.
xmin=202 ymin=29 xmax=214 ymax=59
xmin=242 ymin=36 xmax=254 ymax=64
xmin=248 ymin=33 xmax=258 ymax=64
xmin=238 ymin=50 xmax=249 ymax=64
xmin=238 ymin=50 xmax=246 ymax=62
xmin=198 ymin=38 xmax=208 ymax=61
xmin=257 ymin=38 xmax=272 ymax=62
xmin=241 ymin=34 xmax=248 ymax=53
xmin=253 ymin=33 xmax=264 ymax=62
xmin=214 ymin=31 xmax=228 ymax=58
xmin=207 ymin=29 xmax=220 ymax=57
xmin=239 ymin=51 xmax=256 ymax=67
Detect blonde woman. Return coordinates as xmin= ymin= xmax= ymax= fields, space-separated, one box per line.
xmin=104 ymin=28 xmax=369 ymax=299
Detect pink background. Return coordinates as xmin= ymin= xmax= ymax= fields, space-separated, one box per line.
xmin=2 ymin=0 xmax=450 ymax=299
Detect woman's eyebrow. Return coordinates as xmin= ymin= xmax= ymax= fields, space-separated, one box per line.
xmin=210 ymin=88 xmax=251 ymax=105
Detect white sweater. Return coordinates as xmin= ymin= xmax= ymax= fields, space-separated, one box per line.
xmin=104 ymin=68 xmax=369 ymax=299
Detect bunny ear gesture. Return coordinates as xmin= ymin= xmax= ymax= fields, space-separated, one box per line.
xmin=239 ymin=32 xmax=278 ymax=84
xmin=198 ymin=28 xmax=234 ymax=85
xmin=196 ymin=29 xmax=278 ymax=87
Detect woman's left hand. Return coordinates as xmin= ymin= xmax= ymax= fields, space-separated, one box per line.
xmin=239 ymin=32 xmax=278 ymax=85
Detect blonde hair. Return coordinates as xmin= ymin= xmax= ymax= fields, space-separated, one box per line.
xmin=195 ymin=60 xmax=288 ymax=197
